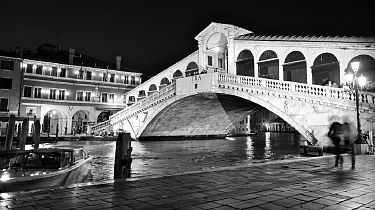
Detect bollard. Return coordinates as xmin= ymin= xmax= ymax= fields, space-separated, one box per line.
xmin=114 ymin=133 xmax=132 ymax=179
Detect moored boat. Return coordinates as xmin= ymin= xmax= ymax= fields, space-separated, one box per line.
xmin=0 ymin=147 xmax=92 ymax=193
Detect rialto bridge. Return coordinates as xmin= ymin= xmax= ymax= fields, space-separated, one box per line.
xmin=90 ymin=22 xmax=375 ymax=146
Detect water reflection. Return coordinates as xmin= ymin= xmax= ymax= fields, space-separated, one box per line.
xmin=1 ymin=132 xmax=305 ymax=182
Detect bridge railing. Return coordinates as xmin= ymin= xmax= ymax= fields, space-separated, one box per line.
xmin=109 ymin=82 xmax=177 ymax=123
xmin=218 ymin=73 xmax=375 ymax=106
xmin=90 ymin=83 xmax=177 ymax=133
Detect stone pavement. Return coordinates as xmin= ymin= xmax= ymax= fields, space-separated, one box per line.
xmin=1 ymin=154 xmax=375 ymax=210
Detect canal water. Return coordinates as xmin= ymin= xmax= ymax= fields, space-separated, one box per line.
xmin=36 ymin=132 xmax=308 ymax=183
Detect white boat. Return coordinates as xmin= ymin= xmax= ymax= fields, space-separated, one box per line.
xmin=0 ymin=147 xmax=92 ymax=193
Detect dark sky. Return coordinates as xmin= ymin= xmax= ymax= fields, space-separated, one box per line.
xmin=1 ymin=0 xmax=374 ymax=79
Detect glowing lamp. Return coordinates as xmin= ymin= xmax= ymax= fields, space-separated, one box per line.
xmin=351 ymin=61 xmax=360 ymax=72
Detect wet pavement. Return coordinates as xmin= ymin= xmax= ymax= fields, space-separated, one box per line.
xmin=1 ymin=154 xmax=374 ymax=210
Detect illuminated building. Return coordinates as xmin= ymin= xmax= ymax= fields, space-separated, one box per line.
xmin=0 ymin=44 xmax=142 ymax=136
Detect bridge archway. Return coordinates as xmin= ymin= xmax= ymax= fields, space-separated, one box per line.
xmin=136 ymin=90 xmax=319 ymax=144
xmin=236 ymin=50 xmax=254 ymax=76
xmin=173 ymin=70 xmax=183 ymax=79
xmin=160 ymin=77 xmax=170 ymax=89
xmin=186 ymin=62 xmax=198 ymax=77
xmin=148 ymin=84 xmax=158 ymax=95
xmin=312 ymin=53 xmax=339 ymax=85
xmin=347 ymin=55 xmax=375 ymax=92
xmin=259 ymin=50 xmax=279 ymax=80
xmin=206 ymin=32 xmax=228 ymax=51
xmin=283 ymin=51 xmax=307 ymax=83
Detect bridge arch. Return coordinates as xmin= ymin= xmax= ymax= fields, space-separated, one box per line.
xmin=148 ymin=84 xmax=158 ymax=95
xmin=236 ymin=49 xmax=254 ymax=76
xmin=206 ymin=32 xmax=228 ymax=52
xmin=283 ymin=51 xmax=307 ymax=83
xmin=136 ymin=90 xmax=318 ymax=144
xmin=173 ymin=70 xmax=183 ymax=79
xmin=312 ymin=53 xmax=340 ymax=85
xmin=347 ymin=55 xmax=375 ymax=92
xmin=259 ymin=50 xmax=279 ymax=80
xmin=186 ymin=62 xmax=198 ymax=77
xmin=160 ymin=77 xmax=170 ymax=89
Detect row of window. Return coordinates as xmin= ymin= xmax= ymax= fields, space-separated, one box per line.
xmin=1 ymin=60 xmax=140 ymax=85
xmin=24 ymin=64 xmax=139 ymax=84
xmin=23 ymin=86 xmax=126 ymax=104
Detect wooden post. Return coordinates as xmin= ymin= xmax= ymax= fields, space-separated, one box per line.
xmin=55 ymin=123 xmax=59 ymax=142
xmin=114 ymin=133 xmax=132 ymax=179
xmin=33 ymin=120 xmax=41 ymax=149
xmin=19 ymin=118 xmax=29 ymax=151
xmin=16 ymin=123 xmax=22 ymax=147
xmin=5 ymin=114 xmax=16 ymax=151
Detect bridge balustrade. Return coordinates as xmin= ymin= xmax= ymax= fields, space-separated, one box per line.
xmin=90 ymin=82 xmax=177 ymax=133
xmin=218 ymin=73 xmax=375 ymax=106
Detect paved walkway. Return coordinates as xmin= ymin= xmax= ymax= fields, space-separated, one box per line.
xmin=1 ymin=154 xmax=375 ymax=210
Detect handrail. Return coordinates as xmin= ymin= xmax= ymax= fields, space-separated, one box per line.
xmin=90 ymin=81 xmax=177 ymax=132
xmin=218 ymin=73 xmax=375 ymax=106
xmin=110 ymin=82 xmax=176 ymax=121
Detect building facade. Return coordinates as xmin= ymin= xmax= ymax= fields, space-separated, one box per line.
xmin=0 ymin=44 xmax=142 ymax=136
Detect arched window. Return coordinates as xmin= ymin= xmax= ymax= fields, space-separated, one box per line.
xmin=283 ymin=51 xmax=307 ymax=83
xmin=312 ymin=53 xmax=339 ymax=85
xmin=347 ymin=55 xmax=375 ymax=92
xmin=259 ymin=50 xmax=279 ymax=80
xmin=160 ymin=77 xmax=170 ymax=86
xmin=236 ymin=50 xmax=254 ymax=76
xmin=149 ymin=84 xmax=157 ymax=92
xmin=173 ymin=70 xmax=183 ymax=79
xmin=186 ymin=62 xmax=198 ymax=77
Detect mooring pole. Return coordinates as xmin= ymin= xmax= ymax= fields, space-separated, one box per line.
xmin=114 ymin=133 xmax=132 ymax=179
xmin=5 ymin=114 xmax=16 ymax=151
xmin=19 ymin=118 xmax=29 ymax=151
xmin=33 ymin=120 xmax=41 ymax=149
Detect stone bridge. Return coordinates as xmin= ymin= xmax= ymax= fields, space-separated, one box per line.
xmin=89 ymin=22 xmax=375 ymax=146
xmin=91 ymin=72 xmax=375 ymax=146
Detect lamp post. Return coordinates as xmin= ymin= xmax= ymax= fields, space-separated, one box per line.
xmin=344 ymin=61 xmax=367 ymax=147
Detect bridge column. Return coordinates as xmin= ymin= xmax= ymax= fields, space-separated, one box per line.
xmin=279 ymin=62 xmax=283 ymax=81
xmin=227 ymin=34 xmax=236 ymax=75
xmin=306 ymin=59 xmax=313 ymax=85
xmin=198 ymin=39 xmax=205 ymax=72
xmin=339 ymin=61 xmax=347 ymax=85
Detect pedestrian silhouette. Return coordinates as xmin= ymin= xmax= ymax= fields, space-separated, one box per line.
xmin=328 ymin=122 xmax=344 ymax=167
xmin=342 ymin=122 xmax=355 ymax=168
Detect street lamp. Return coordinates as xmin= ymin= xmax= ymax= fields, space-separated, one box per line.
xmin=344 ymin=61 xmax=367 ymax=145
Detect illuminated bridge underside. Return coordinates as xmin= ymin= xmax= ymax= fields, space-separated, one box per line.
xmin=139 ymin=93 xmax=261 ymax=139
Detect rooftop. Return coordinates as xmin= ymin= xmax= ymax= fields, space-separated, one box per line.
xmin=236 ymin=33 xmax=375 ymax=43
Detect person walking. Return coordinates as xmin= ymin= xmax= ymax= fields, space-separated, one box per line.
xmin=328 ymin=122 xmax=344 ymax=167
xmin=342 ymin=122 xmax=356 ymax=169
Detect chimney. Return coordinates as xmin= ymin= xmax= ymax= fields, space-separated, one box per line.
xmin=69 ymin=48 xmax=75 ymax=64
xmin=116 ymin=56 xmax=122 ymax=70
xmin=15 ymin=47 xmax=20 ymax=56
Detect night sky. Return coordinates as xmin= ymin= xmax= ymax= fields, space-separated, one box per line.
xmin=1 ymin=0 xmax=374 ymax=79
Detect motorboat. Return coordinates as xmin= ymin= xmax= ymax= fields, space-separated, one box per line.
xmin=0 ymin=147 xmax=92 ymax=193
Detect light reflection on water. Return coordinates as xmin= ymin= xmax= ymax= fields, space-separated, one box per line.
xmin=6 ymin=132 xmax=306 ymax=183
